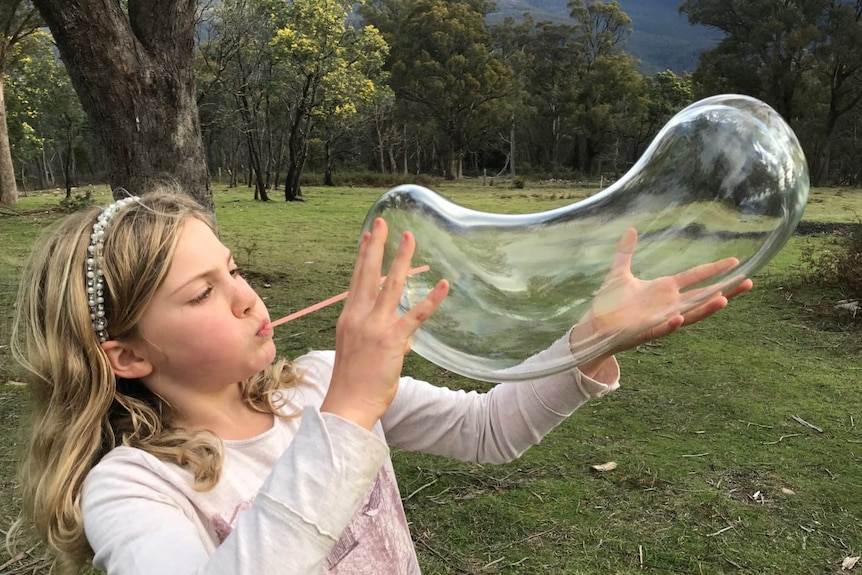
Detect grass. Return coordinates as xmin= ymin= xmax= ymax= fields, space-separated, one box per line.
xmin=1 ymin=182 xmax=861 ymax=574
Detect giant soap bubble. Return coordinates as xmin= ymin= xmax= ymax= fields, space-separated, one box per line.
xmin=361 ymin=94 xmax=809 ymax=382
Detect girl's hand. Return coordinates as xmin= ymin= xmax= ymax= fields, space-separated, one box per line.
xmin=322 ymin=218 xmax=449 ymax=430
xmin=574 ymin=228 xmax=753 ymax=377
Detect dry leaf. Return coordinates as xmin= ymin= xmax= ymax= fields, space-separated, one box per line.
xmin=842 ymin=556 xmax=860 ymax=570
xmin=781 ymin=487 xmax=795 ymax=495
xmin=591 ymin=461 xmax=618 ymax=472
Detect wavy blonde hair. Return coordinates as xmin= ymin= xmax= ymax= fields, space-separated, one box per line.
xmin=10 ymin=190 xmax=300 ymax=574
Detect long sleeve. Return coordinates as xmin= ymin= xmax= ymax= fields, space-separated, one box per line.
xmin=83 ymin=409 xmax=389 ymax=575
xmin=382 ymin=334 xmax=619 ymax=463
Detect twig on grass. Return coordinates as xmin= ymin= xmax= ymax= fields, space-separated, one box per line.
xmin=791 ymin=415 xmax=823 ymax=433
xmin=491 ymin=529 xmax=553 ymax=552
xmin=763 ymin=433 xmax=802 ymax=445
xmin=706 ymin=524 xmax=736 ymax=537
xmin=0 ymin=553 xmax=27 ymax=572
xmin=739 ymin=420 xmax=773 ymax=429
xmin=403 ymin=478 xmax=439 ymax=502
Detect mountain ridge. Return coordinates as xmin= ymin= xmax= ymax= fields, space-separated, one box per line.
xmin=489 ymin=0 xmax=723 ymax=74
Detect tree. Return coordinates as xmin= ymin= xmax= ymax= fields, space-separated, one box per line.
xmin=0 ymin=0 xmax=41 ymax=205
xmin=680 ymin=0 xmax=825 ymax=123
xmin=270 ymin=0 xmax=388 ymax=200
xmin=566 ymin=0 xmax=635 ymax=174
xmin=808 ymin=0 xmax=862 ymax=185
xmin=199 ymin=0 xmax=281 ymax=201
xmin=7 ymin=30 xmax=87 ymax=193
xmin=365 ymin=0 xmax=513 ymax=179
xmin=681 ymin=0 xmax=862 ymax=186
xmin=32 ymin=0 xmax=212 ymax=208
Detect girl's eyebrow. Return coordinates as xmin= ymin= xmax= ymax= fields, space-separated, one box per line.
xmin=169 ymin=250 xmax=234 ymax=297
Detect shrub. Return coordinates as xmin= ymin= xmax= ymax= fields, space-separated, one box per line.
xmin=800 ymin=222 xmax=862 ymax=301
xmin=59 ymin=189 xmax=95 ymax=212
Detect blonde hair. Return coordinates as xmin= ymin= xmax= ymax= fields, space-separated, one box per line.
xmin=10 ymin=190 xmax=299 ymax=573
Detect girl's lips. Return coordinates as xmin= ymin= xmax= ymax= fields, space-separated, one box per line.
xmin=257 ymin=320 xmax=274 ymax=337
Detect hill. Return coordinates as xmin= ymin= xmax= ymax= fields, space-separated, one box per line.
xmin=489 ymin=0 xmax=724 ymax=75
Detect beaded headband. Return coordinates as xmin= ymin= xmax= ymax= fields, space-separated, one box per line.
xmin=86 ymin=196 xmax=140 ymax=342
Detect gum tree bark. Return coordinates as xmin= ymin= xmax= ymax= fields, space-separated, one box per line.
xmin=31 ymin=0 xmax=213 ymax=209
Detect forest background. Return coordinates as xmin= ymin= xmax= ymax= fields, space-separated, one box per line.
xmin=0 ymin=0 xmax=860 ymax=209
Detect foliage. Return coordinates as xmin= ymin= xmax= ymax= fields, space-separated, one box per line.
xmin=13 ymin=0 xmax=862 ymax=196
xmin=365 ymin=0 xmax=514 ymax=179
xmin=799 ymin=223 xmax=862 ymax=301
xmin=58 ymin=188 xmax=94 ymax=212
xmin=7 ymin=30 xmax=88 ymax=192
xmin=0 ymin=0 xmax=42 ymax=206
xmin=680 ymin=0 xmax=862 ymax=187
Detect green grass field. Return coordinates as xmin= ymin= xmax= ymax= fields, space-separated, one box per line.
xmin=1 ymin=182 xmax=860 ymax=574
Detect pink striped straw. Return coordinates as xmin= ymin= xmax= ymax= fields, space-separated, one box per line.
xmin=267 ymin=265 xmax=431 ymax=329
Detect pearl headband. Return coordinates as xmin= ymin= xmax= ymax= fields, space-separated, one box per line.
xmin=86 ymin=196 xmax=139 ymax=342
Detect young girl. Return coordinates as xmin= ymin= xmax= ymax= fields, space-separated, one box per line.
xmin=10 ymin=190 xmax=749 ymax=574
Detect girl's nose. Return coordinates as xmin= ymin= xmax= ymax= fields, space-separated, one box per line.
xmin=232 ymin=276 xmax=258 ymax=317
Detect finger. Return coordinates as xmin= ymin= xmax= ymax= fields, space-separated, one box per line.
xmin=354 ymin=218 xmax=390 ymax=302
xmin=377 ymin=231 xmax=416 ymax=307
xmin=344 ymin=231 xmax=373 ymax=307
xmin=605 ymin=228 xmax=638 ymax=283
xmin=397 ymin=279 xmax=449 ymax=333
xmin=723 ymin=278 xmax=754 ymax=300
xmin=673 ymin=256 xmax=739 ymax=289
xmin=680 ymin=295 xmax=728 ymax=326
xmin=624 ymin=314 xmax=685 ymax=350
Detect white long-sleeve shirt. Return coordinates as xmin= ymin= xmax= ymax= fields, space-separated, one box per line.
xmin=83 ymin=341 xmax=619 ymax=575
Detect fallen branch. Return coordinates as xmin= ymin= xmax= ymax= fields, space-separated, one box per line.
xmin=791 ymin=415 xmax=823 ymax=433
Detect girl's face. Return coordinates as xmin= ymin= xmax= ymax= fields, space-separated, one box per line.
xmin=133 ymin=217 xmax=276 ymax=394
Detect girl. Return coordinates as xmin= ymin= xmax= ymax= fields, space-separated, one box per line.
xmin=10 ymin=190 xmax=750 ymax=574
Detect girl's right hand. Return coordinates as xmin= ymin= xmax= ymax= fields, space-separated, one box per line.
xmin=321 ymin=218 xmax=449 ymax=430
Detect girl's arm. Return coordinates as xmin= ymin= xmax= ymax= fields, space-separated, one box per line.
xmin=82 ymin=409 xmax=388 ymax=575
xmin=380 ymin=334 xmax=619 ymax=464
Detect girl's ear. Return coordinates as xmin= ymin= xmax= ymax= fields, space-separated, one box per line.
xmin=100 ymin=340 xmax=153 ymax=380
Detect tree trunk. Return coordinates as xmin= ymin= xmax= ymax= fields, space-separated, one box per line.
xmin=509 ymin=114 xmax=516 ymax=177
xmin=32 ymin=0 xmax=212 ymax=210
xmin=324 ymin=130 xmax=334 ymax=186
xmin=0 ymin=75 xmax=18 ymax=205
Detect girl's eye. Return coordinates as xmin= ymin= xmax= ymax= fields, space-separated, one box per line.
xmin=190 ymin=286 xmax=213 ymax=305
xmin=230 ymin=267 xmax=242 ymax=278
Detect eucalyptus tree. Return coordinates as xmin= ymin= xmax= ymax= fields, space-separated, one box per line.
xmin=7 ymin=30 xmax=87 ymax=194
xmin=807 ymin=0 xmax=862 ymax=185
xmin=516 ymin=18 xmax=581 ymax=173
xmin=681 ymin=0 xmax=862 ymax=186
xmin=199 ymin=0 xmax=282 ymax=201
xmin=32 ymin=0 xmax=212 ymax=208
xmin=565 ymin=0 xmax=638 ymax=175
xmin=487 ymin=15 xmax=542 ymax=177
xmin=270 ymin=0 xmax=389 ymax=200
xmin=0 ymin=0 xmax=40 ymax=205
xmin=363 ymin=0 xmax=513 ymax=179
xmin=679 ymin=0 xmax=825 ymax=123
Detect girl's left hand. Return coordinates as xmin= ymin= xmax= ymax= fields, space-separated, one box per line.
xmin=574 ymin=228 xmax=753 ymax=376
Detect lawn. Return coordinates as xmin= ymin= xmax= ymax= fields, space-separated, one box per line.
xmin=1 ymin=182 xmax=860 ymax=574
